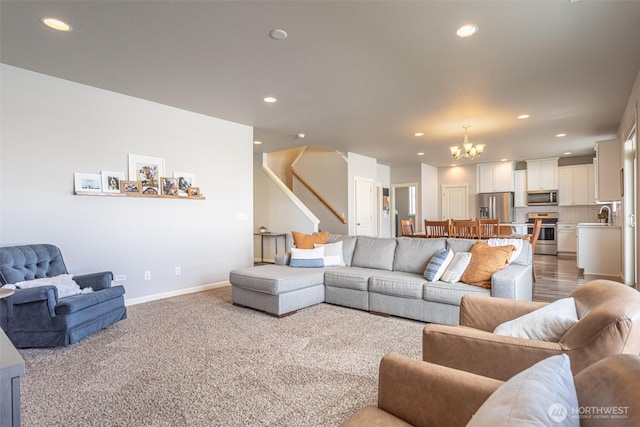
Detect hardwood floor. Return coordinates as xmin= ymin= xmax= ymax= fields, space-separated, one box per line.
xmin=532 ymin=253 xmax=623 ymax=302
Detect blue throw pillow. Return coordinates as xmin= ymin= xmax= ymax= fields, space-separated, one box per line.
xmin=424 ymin=248 xmax=454 ymax=281
xmin=289 ymin=247 xmax=325 ymax=268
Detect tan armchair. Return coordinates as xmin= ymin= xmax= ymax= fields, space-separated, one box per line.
xmin=422 ymin=279 xmax=640 ymax=381
xmin=341 ymin=352 xmax=640 ymax=427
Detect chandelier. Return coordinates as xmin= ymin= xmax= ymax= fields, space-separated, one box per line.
xmin=449 ymin=125 xmax=485 ymax=160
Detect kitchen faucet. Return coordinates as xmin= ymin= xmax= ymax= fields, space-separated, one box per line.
xmin=599 ymin=205 xmax=611 ymax=224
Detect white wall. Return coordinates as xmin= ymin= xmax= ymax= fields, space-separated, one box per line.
xmin=0 ymin=65 xmax=254 ymax=302
xmin=421 ymin=163 xmax=439 ymax=222
xmin=376 ymin=164 xmax=391 ymax=237
xmin=292 ymin=146 xmax=348 ymax=234
xmin=253 ymin=154 xmax=318 ymax=260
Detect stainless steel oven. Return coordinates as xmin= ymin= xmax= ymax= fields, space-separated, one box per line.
xmin=527 ymin=212 xmax=558 ymax=255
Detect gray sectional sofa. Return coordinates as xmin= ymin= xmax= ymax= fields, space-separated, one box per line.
xmin=229 ymin=235 xmax=532 ymax=326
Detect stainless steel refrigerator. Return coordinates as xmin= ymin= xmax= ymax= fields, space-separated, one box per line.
xmin=477 ymin=192 xmax=514 ymax=223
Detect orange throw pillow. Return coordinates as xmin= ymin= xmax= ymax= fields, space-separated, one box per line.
xmin=460 ymin=241 xmax=516 ymax=289
xmin=291 ymin=231 xmax=329 ymax=249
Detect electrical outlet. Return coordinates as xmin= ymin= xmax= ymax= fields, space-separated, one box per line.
xmin=114 ymin=274 xmax=126 ymax=282
xmin=175 ymin=266 xmax=181 ymax=276
xmin=144 ymin=271 xmax=151 ymax=280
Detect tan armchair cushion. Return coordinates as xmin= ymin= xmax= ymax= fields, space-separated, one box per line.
xmin=376 ymin=353 xmax=501 ymax=427
xmin=342 ymin=353 xmax=640 ymax=427
xmin=423 ymin=280 xmax=640 ymax=381
xmin=574 ymin=354 xmax=640 ymax=427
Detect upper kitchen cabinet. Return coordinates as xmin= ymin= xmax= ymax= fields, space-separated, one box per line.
xmin=526 ymin=158 xmax=558 ymax=191
xmin=594 ymin=139 xmax=622 ymax=202
xmin=477 ymin=161 xmax=514 ymax=193
xmin=558 ymin=164 xmax=595 ymax=206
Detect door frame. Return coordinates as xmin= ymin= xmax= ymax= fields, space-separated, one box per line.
xmin=391 ymin=182 xmax=419 ymax=237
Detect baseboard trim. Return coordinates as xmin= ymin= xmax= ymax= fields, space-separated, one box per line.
xmin=125 ymin=281 xmax=230 ymax=306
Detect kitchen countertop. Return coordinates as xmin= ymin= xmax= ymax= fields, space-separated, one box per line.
xmin=577 ymin=223 xmax=621 ymax=228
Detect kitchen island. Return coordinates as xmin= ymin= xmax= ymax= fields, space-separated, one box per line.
xmin=577 ymin=223 xmax=622 ymax=277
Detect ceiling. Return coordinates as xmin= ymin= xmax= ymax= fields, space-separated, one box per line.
xmin=1 ymin=1 xmax=639 ymax=167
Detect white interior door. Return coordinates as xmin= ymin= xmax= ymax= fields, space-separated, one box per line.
xmin=442 ymin=184 xmax=469 ymax=220
xmin=355 ymin=177 xmax=373 ymax=236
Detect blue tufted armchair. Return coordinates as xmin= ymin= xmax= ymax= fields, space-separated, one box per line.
xmin=0 ymin=244 xmax=126 ymax=348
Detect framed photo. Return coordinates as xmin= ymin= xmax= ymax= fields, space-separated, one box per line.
xmin=74 ymin=173 xmax=102 ymax=193
xmin=101 ymin=171 xmax=125 ymax=193
xmin=188 ymin=186 xmax=201 ymax=197
xmin=161 ymin=177 xmax=179 ymax=196
xmin=121 ymin=180 xmax=142 ymax=194
xmin=173 ymin=172 xmax=196 ymax=197
xmin=128 ymin=154 xmax=165 ymax=195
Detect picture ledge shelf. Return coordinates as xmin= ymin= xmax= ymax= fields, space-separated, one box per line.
xmin=74 ymin=191 xmax=206 ymax=200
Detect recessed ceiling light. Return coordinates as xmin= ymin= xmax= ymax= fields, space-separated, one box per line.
xmin=270 ymin=29 xmax=288 ymax=40
xmin=414 ymin=132 xmax=424 ymax=137
xmin=500 ymin=158 xmax=508 ymax=162
xmin=253 ymin=140 xmax=262 ymax=145
xmin=456 ymin=24 xmax=478 ymax=38
xmin=417 ymin=152 xmax=425 ymax=156
xmin=563 ymin=151 xmax=572 ymax=155
xmin=263 ymin=97 xmax=277 ymax=103
xmin=451 ymin=164 xmax=458 ymax=167
xmin=556 ymin=133 xmax=567 ymax=137
xmin=41 ymin=17 xmax=72 ymax=32
xmin=517 ymin=114 xmax=530 ymax=119
xmin=297 ymin=133 xmax=305 ymax=139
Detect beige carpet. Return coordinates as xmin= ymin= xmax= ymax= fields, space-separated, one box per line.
xmin=18 ymin=286 xmax=424 ymax=426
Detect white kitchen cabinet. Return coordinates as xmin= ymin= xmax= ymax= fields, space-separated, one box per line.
xmin=558 ymin=164 xmax=595 ymax=206
xmin=526 ymin=158 xmax=558 ymax=191
xmin=557 ymin=222 xmax=577 ymax=254
xmin=577 ymin=224 xmax=621 ymax=276
xmin=594 ymin=139 xmax=621 ymax=202
xmin=477 ymin=161 xmax=514 ymax=193
xmin=513 ymin=169 xmax=527 ymax=207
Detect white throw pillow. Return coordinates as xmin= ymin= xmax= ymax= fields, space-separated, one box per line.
xmin=440 ymin=252 xmax=472 ymax=283
xmin=488 ymin=238 xmax=523 ymax=264
xmin=424 ymin=248 xmax=454 ymax=282
xmin=314 ymin=241 xmax=345 ymax=267
xmin=289 ymin=246 xmax=325 ymax=268
xmin=493 ymin=297 xmax=578 ymax=342
xmin=467 ymin=354 xmax=579 ymax=427
xmin=14 ymin=274 xmax=82 ymax=299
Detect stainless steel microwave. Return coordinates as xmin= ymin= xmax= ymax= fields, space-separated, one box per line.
xmin=527 ymin=190 xmax=558 ymax=206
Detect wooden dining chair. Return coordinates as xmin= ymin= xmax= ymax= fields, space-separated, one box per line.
xmin=451 ymin=219 xmax=479 ymax=239
xmin=529 ymin=219 xmax=542 ymax=282
xmin=478 ymin=218 xmax=500 ymax=239
xmin=400 ymin=219 xmax=416 ymax=236
xmin=424 ymin=219 xmax=450 ymax=238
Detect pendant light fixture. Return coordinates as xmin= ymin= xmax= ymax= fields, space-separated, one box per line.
xmin=449 ymin=125 xmax=485 ymax=160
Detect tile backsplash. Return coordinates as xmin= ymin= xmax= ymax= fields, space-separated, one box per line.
xmin=514 ymin=204 xmax=619 ymax=224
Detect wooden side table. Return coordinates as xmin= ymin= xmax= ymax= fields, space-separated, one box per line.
xmin=254 ymin=232 xmax=287 ymax=264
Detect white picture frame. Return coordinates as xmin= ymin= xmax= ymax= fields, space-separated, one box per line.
xmin=173 ymin=172 xmax=196 ymax=197
xmin=128 ymin=154 xmax=165 ymax=195
xmin=74 ymin=173 xmax=102 ymax=193
xmin=101 ymin=171 xmax=125 ymax=193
